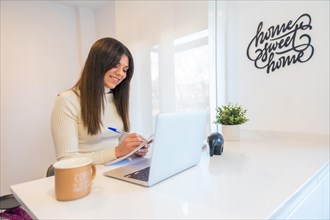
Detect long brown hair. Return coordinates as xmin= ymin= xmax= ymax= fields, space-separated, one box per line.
xmin=73 ymin=38 xmax=134 ymax=135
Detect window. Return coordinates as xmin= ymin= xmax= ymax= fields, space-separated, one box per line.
xmin=151 ymin=30 xmax=210 ymax=131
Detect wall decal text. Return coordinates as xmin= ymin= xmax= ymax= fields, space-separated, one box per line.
xmin=247 ymin=13 xmax=314 ymax=74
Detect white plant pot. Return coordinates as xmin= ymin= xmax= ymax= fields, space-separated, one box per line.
xmin=221 ymin=125 xmax=240 ymax=141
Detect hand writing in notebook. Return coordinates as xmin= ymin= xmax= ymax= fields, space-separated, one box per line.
xmin=116 ymin=133 xmax=149 ymax=158
xmin=104 ymin=134 xmax=154 ymax=166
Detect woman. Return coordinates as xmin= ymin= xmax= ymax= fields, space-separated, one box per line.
xmin=51 ymin=37 xmax=149 ymax=164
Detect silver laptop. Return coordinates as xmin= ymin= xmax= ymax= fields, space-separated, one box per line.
xmin=103 ymin=111 xmax=208 ymax=187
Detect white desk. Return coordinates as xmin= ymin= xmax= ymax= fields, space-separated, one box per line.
xmin=11 ymin=130 xmax=329 ymax=219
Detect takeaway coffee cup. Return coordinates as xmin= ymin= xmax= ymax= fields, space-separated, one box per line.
xmin=53 ymin=157 xmax=96 ymax=201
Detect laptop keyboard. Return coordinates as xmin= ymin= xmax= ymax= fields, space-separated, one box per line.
xmin=125 ymin=167 xmax=150 ymax=181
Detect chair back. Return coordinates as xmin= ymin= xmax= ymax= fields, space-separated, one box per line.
xmin=46 ymin=164 xmax=54 ymax=177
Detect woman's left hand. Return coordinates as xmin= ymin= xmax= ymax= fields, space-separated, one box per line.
xmin=134 ymin=143 xmax=150 ymax=157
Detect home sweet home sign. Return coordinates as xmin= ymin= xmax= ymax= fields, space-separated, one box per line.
xmin=246 ymin=13 xmax=314 ymax=74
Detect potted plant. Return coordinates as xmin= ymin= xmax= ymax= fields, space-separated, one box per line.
xmin=214 ymin=103 xmax=249 ymax=141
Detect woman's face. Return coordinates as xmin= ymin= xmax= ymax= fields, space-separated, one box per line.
xmin=104 ymin=55 xmax=129 ymax=89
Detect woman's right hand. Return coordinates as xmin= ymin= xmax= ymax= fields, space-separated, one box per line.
xmin=115 ymin=133 xmax=145 ymax=158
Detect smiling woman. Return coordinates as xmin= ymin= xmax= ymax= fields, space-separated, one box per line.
xmin=50 ymin=37 xmax=150 ymax=165
xmin=104 ymin=56 xmax=129 ymax=89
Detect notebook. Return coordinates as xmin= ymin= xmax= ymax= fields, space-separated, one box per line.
xmin=103 ymin=111 xmax=208 ymax=187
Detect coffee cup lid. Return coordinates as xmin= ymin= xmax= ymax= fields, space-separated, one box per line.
xmin=53 ymin=157 xmax=93 ymax=169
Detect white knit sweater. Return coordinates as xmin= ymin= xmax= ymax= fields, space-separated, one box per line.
xmin=51 ymin=89 xmax=123 ymax=164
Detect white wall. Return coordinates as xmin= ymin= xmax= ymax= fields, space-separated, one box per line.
xmin=216 ymin=1 xmax=329 ymax=135
xmin=94 ymin=1 xmax=116 ymax=39
xmin=0 ymin=1 xmax=99 ymax=195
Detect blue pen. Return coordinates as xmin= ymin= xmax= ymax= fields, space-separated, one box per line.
xmin=108 ymin=127 xmax=127 ymax=134
xmin=108 ymin=127 xmax=148 ymax=143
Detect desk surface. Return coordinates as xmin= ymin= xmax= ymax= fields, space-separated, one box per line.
xmin=11 ymin=130 xmax=329 ymax=219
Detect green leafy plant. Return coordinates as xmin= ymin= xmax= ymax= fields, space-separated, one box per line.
xmin=214 ymin=103 xmax=249 ymax=125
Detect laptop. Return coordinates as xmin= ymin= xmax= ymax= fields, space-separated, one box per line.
xmin=103 ymin=111 xmax=208 ymax=187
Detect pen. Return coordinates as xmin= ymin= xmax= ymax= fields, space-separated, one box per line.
xmin=108 ymin=126 xmax=149 ymax=143
xmin=108 ymin=127 xmax=128 ymax=134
